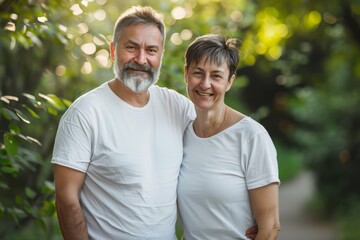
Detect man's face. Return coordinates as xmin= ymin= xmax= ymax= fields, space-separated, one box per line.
xmin=112 ymin=24 xmax=164 ymax=93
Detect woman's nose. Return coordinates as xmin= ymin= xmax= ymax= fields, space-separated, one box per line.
xmin=200 ymin=76 xmax=211 ymax=88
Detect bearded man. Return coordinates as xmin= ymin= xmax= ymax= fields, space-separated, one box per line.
xmin=52 ymin=6 xmax=194 ymax=240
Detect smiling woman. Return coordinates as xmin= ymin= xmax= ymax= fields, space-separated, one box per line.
xmin=177 ymin=34 xmax=280 ymax=240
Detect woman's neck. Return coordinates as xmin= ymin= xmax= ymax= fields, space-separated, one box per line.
xmin=193 ymin=105 xmax=247 ymax=138
xmin=193 ymin=105 xmax=228 ymax=138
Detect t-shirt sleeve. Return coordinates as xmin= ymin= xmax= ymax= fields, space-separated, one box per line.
xmin=245 ymin=131 xmax=280 ymax=190
xmin=51 ymin=107 xmax=92 ymax=173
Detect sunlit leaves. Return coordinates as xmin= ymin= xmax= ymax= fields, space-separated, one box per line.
xmin=304 ymin=11 xmax=322 ymax=29
xmin=1 ymin=108 xmax=20 ymax=121
xmin=38 ymin=93 xmax=66 ymax=111
xmin=4 ymin=133 xmax=18 ymax=157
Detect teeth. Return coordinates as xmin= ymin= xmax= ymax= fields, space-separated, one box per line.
xmin=197 ymin=91 xmax=211 ymax=96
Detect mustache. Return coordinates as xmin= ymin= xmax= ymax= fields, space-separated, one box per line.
xmin=123 ymin=62 xmax=153 ymax=74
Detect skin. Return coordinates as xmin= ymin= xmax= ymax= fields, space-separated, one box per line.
xmin=54 ymin=165 xmax=88 ymax=240
xmin=185 ymin=57 xmax=238 ymax=137
xmin=185 ymin=57 xmax=280 ymax=239
xmin=109 ymin=23 xmax=163 ymax=107
xmin=54 ymin=23 xmax=164 ymax=239
xmin=249 ymin=183 xmax=280 ymax=240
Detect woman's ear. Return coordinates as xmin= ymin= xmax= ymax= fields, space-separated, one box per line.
xmin=184 ymin=66 xmax=188 ymax=84
xmin=226 ymin=74 xmax=235 ymax=92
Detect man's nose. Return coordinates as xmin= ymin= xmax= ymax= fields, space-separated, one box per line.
xmin=134 ymin=49 xmax=147 ymax=65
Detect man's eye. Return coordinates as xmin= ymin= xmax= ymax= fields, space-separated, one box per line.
xmin=147 ymin=49 xmax=157 ymax=54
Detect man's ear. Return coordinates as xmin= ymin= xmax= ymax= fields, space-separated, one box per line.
xmin=110 ymin=42 xmax=115 ymax=61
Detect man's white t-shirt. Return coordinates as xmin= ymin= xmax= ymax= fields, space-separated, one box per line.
xmin=52 ymin=82 xmax=194 ymax=239
xmin=177 ymin=117 xmax=280 ymax=240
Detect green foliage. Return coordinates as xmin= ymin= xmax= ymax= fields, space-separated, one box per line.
xmin=275 ymin=142 xmax=304 ymax=182
xmin=287 ymin=7 xmax=360 ymax=216
xmin=0 ymin=91 xmax=69 ymax=237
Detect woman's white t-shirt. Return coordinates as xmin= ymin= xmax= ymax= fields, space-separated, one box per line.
xmin=177 ymin=117 xmax=280 ymax=240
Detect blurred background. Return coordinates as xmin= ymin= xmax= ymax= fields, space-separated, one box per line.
xmin=0 ymin=0 xmax=359 ymax=239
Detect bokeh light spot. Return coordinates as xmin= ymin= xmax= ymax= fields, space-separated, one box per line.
xmin=170 ymin=33 xmax=182 ymax=45
xmin=55 ymin=65 xmax=66 ymax=76
xmin=81 ymin=62 xmax=92 ymax=74
xmin=81 ymin=43 xmax=96 ymax=55
xmin=171 ymin=6 xmax=186 ymax=20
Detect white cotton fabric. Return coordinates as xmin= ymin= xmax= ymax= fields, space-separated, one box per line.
xmin=177 ymin=117 xmax=280 ymax=240
xmin=52 ymin=81 xmax=194 ymax=240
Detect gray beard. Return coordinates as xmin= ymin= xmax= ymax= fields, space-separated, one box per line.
xmin=113 ymin=57 xmax=160 ymax=93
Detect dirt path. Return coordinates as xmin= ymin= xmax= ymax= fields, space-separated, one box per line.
xmin=278 ymin=171 xmax=338 ymax=240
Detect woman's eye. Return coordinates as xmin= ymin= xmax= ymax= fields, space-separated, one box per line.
xmin=213 ymin=74 xmax=223 ymax=80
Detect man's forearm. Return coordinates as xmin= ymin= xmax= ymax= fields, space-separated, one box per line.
xmin=56 ymin=201 xmax=89 ymax=240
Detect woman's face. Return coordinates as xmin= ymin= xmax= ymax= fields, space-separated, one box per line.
xmin=185 ymin=56 xmax=234 ymax=111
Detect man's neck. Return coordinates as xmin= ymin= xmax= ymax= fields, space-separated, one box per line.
xmin=108 ymin=78 xmax=150 ymax=107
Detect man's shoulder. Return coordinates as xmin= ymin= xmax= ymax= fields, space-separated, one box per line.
xmin=150 ymin=85 xmax=189 ymax=102
xmin=72 ymin=82 xmax=109 ymax=107
xmin=150 ymin=85 xmax=181 ymax=94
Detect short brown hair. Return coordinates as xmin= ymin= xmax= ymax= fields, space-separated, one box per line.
xmin=185 ymin=34 xmax=240 ymax=79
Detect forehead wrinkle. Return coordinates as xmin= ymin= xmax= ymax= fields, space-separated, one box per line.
xmin=124 ymin=39 xmax=160 ymax=49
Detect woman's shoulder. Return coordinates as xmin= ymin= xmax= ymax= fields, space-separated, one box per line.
xmin=232 ymin=116 xmax=269 ymax=137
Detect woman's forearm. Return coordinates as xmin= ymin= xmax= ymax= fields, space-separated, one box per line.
xmin=249 ymin=183 xmax=280 ymax=240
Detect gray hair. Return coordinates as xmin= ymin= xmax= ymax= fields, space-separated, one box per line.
xmin=113 ymin=6 xmax=166 ymax=48
xmin=185 ymin=34 xmax=241 ymax=79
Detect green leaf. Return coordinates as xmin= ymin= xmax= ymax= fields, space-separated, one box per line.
xmin=56 ymin=32 xmax=69 ymax=45
xmin=9 ymin=124 xmax=21 ymax=134
xmin=47 ymin=106 xmax=58 ymax=116
xmin=25 ymin=187 xmax=36 ymax=199
xmin=24 ymin=106 xmax=40 ymax=118
xmin=42 ymin=181 xmax=55 ymax=194
xmin=15 ymin=195 xmax=23 ymax=205
xmin=25 ymin=136 xmax=42 ymax=146
xmin=0 ymin=156 xmax=11 ymax=164
xmin=22 ymin=93 xmax=36 ymax=101
xmin=47 ymin=94 xmax=66 ymax=110
xmin=1 ymin=108 xmax=20 ymax=121
xmin=1 ymin=166 xmax=18 ymax=175
xmin=9 ymin=207 xmax=26 ymax=219
xmin=0 ymin=181 xmax=9 ymax=190
xmin=15 ymin=109 xmax=31 ymax=124
xmin=4 ymin=133 xmax=18 ymax=156
xmin=38 ymin=93 xmax=65 ymax=110
xmin=63 ymin=99 xmax=73 ymax=107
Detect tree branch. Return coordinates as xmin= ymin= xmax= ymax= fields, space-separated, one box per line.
xmin=342 ymin=0 xmax=360 ymax=45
